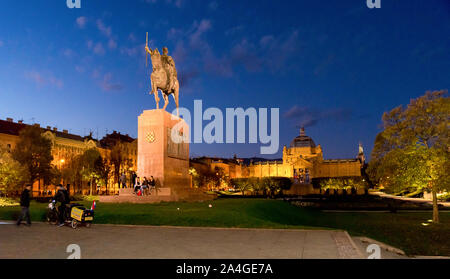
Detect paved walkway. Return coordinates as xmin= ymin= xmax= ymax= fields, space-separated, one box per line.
xmin=370 ymin=191 xmax=450 ymax=207
xmin=0 ymin=222 xmax=365 ymax=259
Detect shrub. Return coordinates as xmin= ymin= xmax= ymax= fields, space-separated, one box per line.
xmin=230 ymin=177 xmax=292 ymax=197
xmin=313 ymin=177 xmax=368 ymax=191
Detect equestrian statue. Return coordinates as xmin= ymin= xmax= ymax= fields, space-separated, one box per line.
xmin=145 ymin=32 xmax=180 ymax=116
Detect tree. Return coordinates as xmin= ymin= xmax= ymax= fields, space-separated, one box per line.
xmin=12 ymin=126 xmax=53 ymax=193
xmin=190 ymin=166 xmax=221 ymax=190
xmin=231 ymin=178 xmax=253 ymax=195
xmin=80 ymin=148 xmax=103 ymax=195
xmin=318 ymin=177 xmax=367 ymax=195
xmin=0 ymin=147 xmax=29 ymax=196
xmin=262 ymin=177 xmax=292 ymax=197
xmin=61 ymin=155 xmax=83 ymax=194
xmin=95 ymin=156 xmax=111 ymax=194
xmin=110 ymin=142 xmax=132 ymax=187
xmin=213 ymin=166 xmax=229 ymax=190
xmin=367 ymin=90 xmax=450 ymax=223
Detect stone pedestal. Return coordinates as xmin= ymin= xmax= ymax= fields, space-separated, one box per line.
xmin=137 ymin=109 xmax=190 ymax=198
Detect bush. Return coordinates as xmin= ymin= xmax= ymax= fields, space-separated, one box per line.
xmin=438 ymin=192 xmax=450 ymax=202
xmin=71 ymin=195 xmax=100 ymax=202
xmin=313 ymin=177 xmax=368 ymax=191
xmin=0 ymin=197 xmax=19 ymax=207
xmin=230 ymin=177 xmax=292 ymax=197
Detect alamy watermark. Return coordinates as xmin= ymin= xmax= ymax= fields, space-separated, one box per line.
xmin=169 ymin=100 xmax=279 ymax=155
xmin=366 ymin=244 xmax=381 ymax=259
xmin=66 ymin=0 xmax=81 ymax=9
xmin=66 ymin=244 xmax=81 ymax=259
xmin=366 ymin=0 xmax=381 ymax=9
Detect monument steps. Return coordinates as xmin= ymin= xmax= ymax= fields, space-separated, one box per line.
xmin=99 ymin=195 xmax=178 ymax=204
xmin=99 ymin=187 xmax=216 ymax=204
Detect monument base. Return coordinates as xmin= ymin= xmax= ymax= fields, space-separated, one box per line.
xmin=98 ymin=187 xmax=216 ymax=204
xmin=134 ymin=109 xmax=214 ymax=202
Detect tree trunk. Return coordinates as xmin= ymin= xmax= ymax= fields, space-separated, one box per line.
xmin=90 ymin=178 xmax=93 ymax=196
xmin=432 ymin=187 xmax=439 ymax=223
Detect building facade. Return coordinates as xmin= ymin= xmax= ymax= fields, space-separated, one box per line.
xmin=0 ymin=117 xmax=137 ymax=195
xmin=191 ymin=128 xmax=364 ymax=184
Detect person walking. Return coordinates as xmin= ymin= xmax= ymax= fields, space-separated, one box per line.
xmin=131 ymin=172 xmax=137 ymax=188
xmin=120 ymin=173 xmax=127 ymax=189
xmin=17 ymin=184 xmax=32 ymax=226
xmin=54 ymin=184 xmax=69 ymax=227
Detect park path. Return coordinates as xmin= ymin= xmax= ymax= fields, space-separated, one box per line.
xmin=370 ymin=191 xmax=450 ymax=207
xmin=0 ymin=222 xmax=365 ymax=259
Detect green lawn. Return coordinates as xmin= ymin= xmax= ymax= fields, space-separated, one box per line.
xmin=2 ymin=198 xmax=449 ymax=256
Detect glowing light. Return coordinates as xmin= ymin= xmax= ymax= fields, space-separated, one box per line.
xmin=421 ymin=223 xmax=430 ymax=226
xmin=60 ymin=159 xmax=65 ymax=164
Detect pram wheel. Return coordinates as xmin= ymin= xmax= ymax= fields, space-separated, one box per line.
xmin=86 ymin=222 xmax=91 ymax=228
xmin=71 ymin=219 xmax=78 ymax=229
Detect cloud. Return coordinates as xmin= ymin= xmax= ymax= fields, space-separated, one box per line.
xmin=189 ymin=19 xmax=212 ymax=48
xmin=284 ymin=105 xmax=352 ymax=127
xmin=25 ymin=71 xmax=63 ymax=89
xmin=225 ymin=25 xmax=244 ymax=36
xmin=93 ymin=42 xmax=105 ymax=55
xmin=259 ymin=35 xmax=274 ymax=47
xmin=63 ymin=48 xmax=75 ymax=58
xmin=91 ymin=68 xmax=101 ymax=79
xmin=120 ymin=46 xmax=139 ymax=57
xmin=172 ymin=41 xmax=187 ymax=63
xmin=108 ymin=38 xmax=117 ymax=49
xmin=96 ymin=19 xmax=112 ymax=37
xmin=230 ymin=38 xmax=263 ymax=72
xmin=314 ymin=54 xmax=335 ymax=76
xmin=100 ymin=73 xmax=123 ymax=92
xmin=178 ymin=68 xmax=199 ymax=88
xmin=159 ymin=19 xmax=302 ymax=83
xmin=128 ymin=33 xmax=137 ymax=42
xmin=25 ymin=71 xmax=45 ymax=86
xmin=76 ymin=16 xmax=87 ymax=29
xmin=48 ymin=76 xmax=64 ymax=89
xmin=75 ymin=65 xmax=85 ymax=73
xmin=87 ymin=40 xmax=106 ymax=55
xmin=259 ymin=30 xmax=301 ymax=72
xmin=146 ymin=0 xmax=183 ymax=8
xmin=87 ymin=40 xmax=105 ymax=55
xmin=209 ymin=1 xmax=218 ymax=10
xmin=164 ymin=19 xmax=232 ymax=78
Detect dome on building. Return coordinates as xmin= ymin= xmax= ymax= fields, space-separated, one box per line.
xmin=290 ymin=127 xmax=316 ymax=148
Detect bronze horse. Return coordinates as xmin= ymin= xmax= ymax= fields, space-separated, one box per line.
xmin=146 ymin=46 xmax=180 ymax=116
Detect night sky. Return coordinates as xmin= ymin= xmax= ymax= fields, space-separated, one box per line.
xmin=0 ymin=0 xmax=449 ymax=160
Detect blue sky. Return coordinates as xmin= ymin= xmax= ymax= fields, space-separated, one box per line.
xmin=0 ymin=0 xmax=449 ymax=160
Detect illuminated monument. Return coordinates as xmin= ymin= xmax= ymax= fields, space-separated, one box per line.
xmin=135 ymin=35 xmax=199 ymax=201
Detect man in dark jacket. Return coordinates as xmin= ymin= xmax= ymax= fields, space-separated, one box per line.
xmin=54 ymin=184 xmax=69 ymax=227
xmin=17 ymin=184 xmax=32 ymax=226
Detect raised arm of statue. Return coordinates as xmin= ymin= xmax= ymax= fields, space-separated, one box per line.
xmin=145 ymin=45 xmax=153 ymax=55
